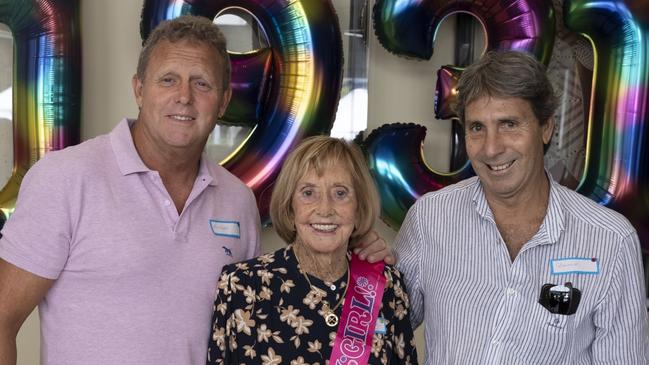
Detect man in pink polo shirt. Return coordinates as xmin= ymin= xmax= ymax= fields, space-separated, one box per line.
xmin=0 ymin=15 xmax=391 ymax=365
xmin=0 ymin=15 xmax=258 ymax=364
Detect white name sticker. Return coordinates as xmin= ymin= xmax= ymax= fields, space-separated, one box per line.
xmin=374 ymin=317 xmax=387 ymax=335
xmin=210 ymin=220 xmax=240 ymax=238
xmin=550 ymin=257 xmax=599 ymax=275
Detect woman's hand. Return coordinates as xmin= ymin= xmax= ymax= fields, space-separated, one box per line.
xmin=352 ymin=230 xmax=396 ymax=265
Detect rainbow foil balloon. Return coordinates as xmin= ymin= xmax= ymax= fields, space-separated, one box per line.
xmin=362 ymin=123 xmax=474 ymax=229
xmin=565 ymin=0 xmax=649 ymax=251
xmin=0 ymin=0 xmax=81 ymax=227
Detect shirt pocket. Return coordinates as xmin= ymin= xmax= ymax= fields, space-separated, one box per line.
xmin=542 ymin=307 xmax=571 ymax=330
xmin=512 ymin=302 xmax=574 ymax=364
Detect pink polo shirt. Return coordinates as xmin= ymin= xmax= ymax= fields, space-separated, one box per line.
xmin=0 ymin=119 xmax=261 ymax=364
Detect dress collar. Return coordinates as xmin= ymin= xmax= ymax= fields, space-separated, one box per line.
xmin=285 ymin=244 xmax=349 ymax=289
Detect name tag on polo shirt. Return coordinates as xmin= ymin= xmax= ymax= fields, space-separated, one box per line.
xmin=550 ymin=257 xmax=599 ymax=275
xmin=210 ymin=220 xmax=240 ymax=238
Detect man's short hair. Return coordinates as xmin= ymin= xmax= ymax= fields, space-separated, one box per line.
xmin=270 ymin=136 xmax=381 ymax=245
xmin=454 ymin=50 xmax=557 ymax=126
xmin=136 ymin=15 xmax=231 ymax=90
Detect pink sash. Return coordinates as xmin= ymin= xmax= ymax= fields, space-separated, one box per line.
xmin=329 ymin=254 xmax=386 ymax=365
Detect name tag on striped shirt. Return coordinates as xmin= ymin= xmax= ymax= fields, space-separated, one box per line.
xmin=550 ymin=257 xmax=599 ymax=275
xmin=210 ymin=220 xmax=240 ymax=238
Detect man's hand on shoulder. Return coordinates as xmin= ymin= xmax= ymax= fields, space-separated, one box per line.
xmin=352 ymin=230 xmax=396 ymax=265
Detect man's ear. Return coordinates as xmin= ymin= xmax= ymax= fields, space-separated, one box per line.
xmin=542 ymin=117 xmax=555 ymax=145
xmin=132 ymin=74 xmax=144 ymax=108
xmin=218 ymin=87 xmax=233 ymax=118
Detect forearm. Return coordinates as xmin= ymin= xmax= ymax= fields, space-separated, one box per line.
xmin=0 ymin=259 xmax=54 ymax=365
xmin=0 ymin=327 xmax=17 ymax=365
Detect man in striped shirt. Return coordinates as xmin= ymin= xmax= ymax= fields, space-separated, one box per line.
xmin=395 ymin=50 xmax=649 ymax=364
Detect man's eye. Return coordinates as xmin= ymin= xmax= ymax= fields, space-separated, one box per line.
xmin=160 ymin=77 xmax=175 ymax=85
xmin=195 ymin=80 xmax=212 ymax=90
xmin=468 ymin=123 xmax=482 ymax=132
xmin=503 ymin=120 xmax=517 ymax=128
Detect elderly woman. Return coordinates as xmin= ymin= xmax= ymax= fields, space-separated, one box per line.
xmin=206 ymin=136 xmax=418 ymax=364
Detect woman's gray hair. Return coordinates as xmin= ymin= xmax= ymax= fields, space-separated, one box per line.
xmin=136 ymin=15 xmax=231 ymax=90
xmin=270 ymin=136 xmax=380 ymax=245
xmin=454 ymin=50 xmax=557 ymax=126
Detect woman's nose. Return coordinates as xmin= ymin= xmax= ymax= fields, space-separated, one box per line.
xmin=315 ymin=196 xmax=334 ymax=216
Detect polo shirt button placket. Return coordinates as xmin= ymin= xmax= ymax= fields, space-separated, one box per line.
xmin=161 ymin=197 xmax=182 ymax=235
xmin=174 ymin=220 xmax=188 ymax=242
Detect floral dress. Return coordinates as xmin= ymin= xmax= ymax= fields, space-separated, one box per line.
xmin=206 ymin=245 xmax=418 ymax=365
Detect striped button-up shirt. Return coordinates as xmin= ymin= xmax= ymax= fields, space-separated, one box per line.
xmin=395 ymin=176 xmax=649 ymax=364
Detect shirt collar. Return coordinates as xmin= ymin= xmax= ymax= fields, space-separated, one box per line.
xmin=471 ymin=177 xmax=491 ymax=220
xmin=199 ymin=152 xmax=218 ymax=187
xmin=109 ymin=118 xmax=218 ymax=186
xmin=110 ymin=119 xmax=150 ymax=175
xmin=544 ymin=173 xmax=565 ymax=244
xmin=471 ymin=170 xmax=565 ymax=245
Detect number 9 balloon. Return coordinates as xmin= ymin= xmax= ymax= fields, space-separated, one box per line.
xmin=140 ymin=0 xmax=344 ymax=223
xmin=0 ymin=0 xmax=81 ymax=227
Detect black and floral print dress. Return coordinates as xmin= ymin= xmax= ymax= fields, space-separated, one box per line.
xmin=206 ymin=245 xmax=418 ymax=365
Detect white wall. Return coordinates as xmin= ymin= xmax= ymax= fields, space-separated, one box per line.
xmin=12 ymin=0 xmax=457 ymax=363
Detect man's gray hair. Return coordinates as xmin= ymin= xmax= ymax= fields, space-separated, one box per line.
xmin=136 ymin=15 xmax=231 ymax=90
xmin=454 ymin=50 xmax=557 ymax=126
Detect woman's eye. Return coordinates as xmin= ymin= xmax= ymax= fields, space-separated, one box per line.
xmin=333 ymin=189 xmax=349 ymax=199
xmin=300 ymin=189 xmax=316 ymax=200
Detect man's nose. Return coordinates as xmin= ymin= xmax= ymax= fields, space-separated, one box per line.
xmin=483 ymin=130 xmax=504 ymax=156
xmin=176 ymin=82 xmax=193 ymax=104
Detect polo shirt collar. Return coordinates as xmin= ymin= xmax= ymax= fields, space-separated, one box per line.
xmin=110 ymin=119 xmax=150 ymax=175
xmin=109 ymin=118 xmax=218 ymax=187
xmin=199 ymin=152 xmax=218 ymax=187
xmin=471 ymin=170 xmax=565 ymax=245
